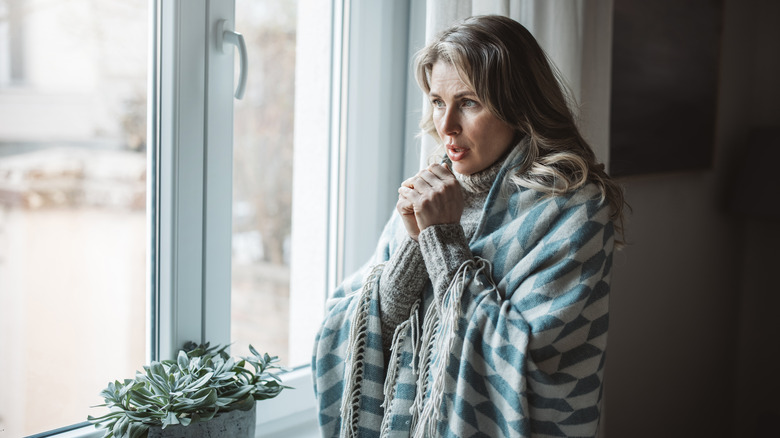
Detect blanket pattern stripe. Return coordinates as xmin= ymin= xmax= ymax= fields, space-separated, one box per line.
xmin=313 ymin=151 xmax=614 ymax=438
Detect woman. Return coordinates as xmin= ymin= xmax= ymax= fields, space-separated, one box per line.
xmin=313 ymin=15 xmax=624 ymax=438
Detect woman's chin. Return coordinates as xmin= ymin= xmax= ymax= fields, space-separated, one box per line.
xmin=451 ymin=162 xmax=468 ymax=175
xmin=452 ymin=161 xmax=484 ymax=176
xmin=450 ymin=160 xmax=470 ymax=174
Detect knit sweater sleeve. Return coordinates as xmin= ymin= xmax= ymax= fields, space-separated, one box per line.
xmin=378 ymin=224 xmax=474 ymax=352
xmin=418 ymin=223 xmax=473 ymax=301
xmin=378 ymin=236 xmax=429 ymax=353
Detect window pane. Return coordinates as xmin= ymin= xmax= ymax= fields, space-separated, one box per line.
xmin=0 ymin=0 xmax=148 ymax=435
xmin=231 ymin=0 xmax=301 ymax=366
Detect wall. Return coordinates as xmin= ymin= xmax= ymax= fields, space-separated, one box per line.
xmin=729 ymin=0 xmax=780 ymax=435
xmin=605 ymin=0 xmax=779 ymax=437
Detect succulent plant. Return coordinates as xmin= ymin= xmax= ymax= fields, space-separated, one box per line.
xmin=88 ymin=343 xmax=288 ymax=438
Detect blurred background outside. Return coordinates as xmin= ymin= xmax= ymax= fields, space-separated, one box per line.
xmin=0 ymin=0 xmax=299 ymax=435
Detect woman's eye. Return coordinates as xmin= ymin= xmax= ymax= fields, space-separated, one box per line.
xmin=462 ymin=99 xmax=477 ymax=108
xmin=432 ymin=99 xmax=445 ymax=108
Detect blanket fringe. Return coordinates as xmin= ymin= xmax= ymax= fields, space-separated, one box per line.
xmin=410 ymin=257 xmax=497 ymax=438
xmin=410 ymin=298 xmax=422 ymax=376
xmin=408 ymin=297 xmax=440 ymax=433
xmin=339 ymin=264 xmax=383 ymax=438
xmin=379 ymin=299 xmax=421 ymax=438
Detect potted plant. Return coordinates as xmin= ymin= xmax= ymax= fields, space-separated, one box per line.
xmin=88 ymin=342 xmax=289 ymax=438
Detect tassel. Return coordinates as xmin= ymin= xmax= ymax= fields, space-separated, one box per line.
xmin=379 ymin=299 xmax=421 ymax=437
xmin=410 ymin=257 xmax=496 ymax=438
xmin=339 ymin=265 xmax=383 ymax=438
xmin=409 ymin=298 xmax=421 ymax=375
xmin=408 ymin=299 xmax=440 ymax=433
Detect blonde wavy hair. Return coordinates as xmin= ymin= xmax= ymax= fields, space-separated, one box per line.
xmin=415 ymin=15 xmax=625 ymax=240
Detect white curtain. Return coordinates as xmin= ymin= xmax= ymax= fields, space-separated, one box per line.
xmin=419 ymin=0 xmax=614 ymax=172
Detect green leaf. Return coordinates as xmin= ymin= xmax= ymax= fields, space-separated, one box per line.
xmin=162 ymin=411 xmax=179 ymax=428
xmin=130 ymin=390 xmax=165 ymax=408
xmin=172 ymin=388 xmax=217 ymax=411
xmin=186 ymin=371 xmax=214 ymax=391
xmin=219 ymin=385 xmax=253 ymax=400
xmin=231 ymin=395 xmax=256 ymax=411
xmin=146 ymin=363 xmax=171 ymax=394
xmin=113 ymin=416 xmax=128 ymax=437
xmin=88 ymin=412 xmax=122 ymax=423
xmin=198 ymin=408 xmax=218 ymax=422
xmin=265 ymin=372 xmax=283 ymax=382
xmin=177 ymin=350 xmax=190 ymax=370
xmin=127 ymin=422 xmax=149 ymax=438
xmin=215 ymin=396 xmax=235 ymax=407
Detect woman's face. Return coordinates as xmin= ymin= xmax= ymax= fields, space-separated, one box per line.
xmin=429 ymin=61 xmax=515 ymax=175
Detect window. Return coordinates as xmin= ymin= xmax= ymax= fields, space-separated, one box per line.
xmin=0 ymin=0 xmax=425 ymax=436
xmin=230 ymin=0 xmax=302 ymax=365
xmin=0 ymin=0 xmax=148 ymax=436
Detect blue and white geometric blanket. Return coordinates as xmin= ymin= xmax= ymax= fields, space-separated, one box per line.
xmin=313 ymin=151 xmax=615 ymax=437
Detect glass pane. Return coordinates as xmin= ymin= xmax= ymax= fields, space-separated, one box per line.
xmin=0 ymin=0 xmax=148 ymax=435
xmin=231 ymin=0 xmax=299 ymax=366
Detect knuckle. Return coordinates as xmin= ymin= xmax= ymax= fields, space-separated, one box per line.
xmin=419 ymin=196 xmax=433 ymax=209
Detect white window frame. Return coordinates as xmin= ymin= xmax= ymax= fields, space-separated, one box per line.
xmin=153 ymin=0 xmax=234 ymax=362
xmin=37 ymin=0 xmax=424 ymax=436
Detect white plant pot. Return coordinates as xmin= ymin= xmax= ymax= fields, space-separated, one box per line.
xmin=147 ymin=403 xmax=256 ymax=438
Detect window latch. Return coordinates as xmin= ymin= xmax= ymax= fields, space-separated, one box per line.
xmin=216 ymin=19 xmax=247 ymax=99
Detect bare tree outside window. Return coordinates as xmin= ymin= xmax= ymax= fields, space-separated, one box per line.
xmin=231 ymin=0 xmax=298 ymax=365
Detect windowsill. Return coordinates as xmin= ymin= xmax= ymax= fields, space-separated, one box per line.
xmin=254 ymin=366 xmax=319 ymax=437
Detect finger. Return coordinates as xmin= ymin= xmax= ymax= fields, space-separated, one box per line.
xmin=427 ymin=163 xmax=455 ymax=180
xmin=396 ymin=197 xmax=415 ymax=215
xmin=409 ymin=174 xmax=433 ymax=193
xmin=417 ymin=168 xmax=442 ymax=185
xmin=402 ymin=167 xmax=432 ymax=188
xmin=416 ymin=168 xmax=450 ymax=191
xmin=397 ymin=191 xmax=415 ymax=206
xmin=398 ymin=185 xmax=421 ymax=202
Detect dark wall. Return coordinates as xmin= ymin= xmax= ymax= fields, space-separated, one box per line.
xmin=605 ymin=0 xmax=780 ymax=436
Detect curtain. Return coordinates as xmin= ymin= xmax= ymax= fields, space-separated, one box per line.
xmin=419 ymin=0 xmax=614 ymax=173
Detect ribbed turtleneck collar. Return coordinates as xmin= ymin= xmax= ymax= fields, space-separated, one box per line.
xmin=453 ymin=153 xmax=509 ymax=194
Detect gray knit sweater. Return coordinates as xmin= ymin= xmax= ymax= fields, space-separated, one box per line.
xmin=378 ymin=158 xmax=505 ymax=353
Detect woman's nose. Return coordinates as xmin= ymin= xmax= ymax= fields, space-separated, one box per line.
xmin=440 ymin=109 xmax=461 ymax=137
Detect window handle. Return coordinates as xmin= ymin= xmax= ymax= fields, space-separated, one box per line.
xmin=217 ymin=19 xmax=247 ymax=99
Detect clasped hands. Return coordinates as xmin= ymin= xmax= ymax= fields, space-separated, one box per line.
xmin=397 ymin=163 xmax=464 ymax=241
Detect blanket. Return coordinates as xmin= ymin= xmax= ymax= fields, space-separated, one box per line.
xmin=312 ymin=150 xmax=615 ymax=437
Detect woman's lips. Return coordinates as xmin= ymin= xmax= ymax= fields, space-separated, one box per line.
xmin=446 ymin=144 xmax=469 ymax=161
